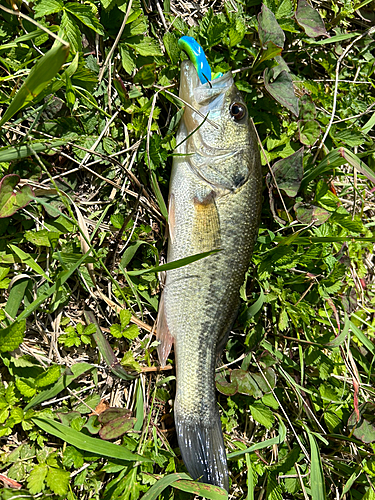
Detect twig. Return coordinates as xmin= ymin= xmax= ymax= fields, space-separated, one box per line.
xmin=313 ymin=30 xmax=373 ymax=163
xmin=98 ymin=0 xmax=133 ymax=82
xmin=0 ymin=4 xmax=68 ymax=47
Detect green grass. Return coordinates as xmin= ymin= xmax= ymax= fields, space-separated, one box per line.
xmin=0 ymin=0 xmax=375 ymax=499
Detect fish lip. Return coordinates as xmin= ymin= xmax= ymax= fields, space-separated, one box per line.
xmin=180 ymin=60 xmax=234 ymax=107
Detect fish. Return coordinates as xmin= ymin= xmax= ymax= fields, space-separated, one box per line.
xmin=156 ymin=44 xmax=262 ymax=490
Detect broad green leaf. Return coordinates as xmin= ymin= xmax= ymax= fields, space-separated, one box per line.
xmin=226 ymin=18 xmax=246 ymax=47
xmin=348 ymin=403 xmax=375 ymax=443
xmin=15 ymin=378 xmax=36 ymax=397
xmin=126 ymin=249 xmax=220 ymax=276
xmin=27 ymin=463 xmax=48 ymax=494
xmin=61 ymin=11 xmax=82 ymax=53
xmin=46 ymin=467 xmax=70 ymax=496
xmin=258 ymin=4 xmax=285 ymax=48
xmin=249 ymin=402 xmax=274 ymax=429
xmin=120 ymin=44 xmax=136 ymax=74
xmin=172 ymin=479 xmax=228 ymax=499
xmin=0 ymin=175 xmax=34 ymax=218
xmin=231 ymin=370 xmax=262 ymax=398
xmin=264 ymin=68 xmax=299 ymax=116
xmin=294 ymin=202 xmax=330 ymax=225
xmin=163 ymin=32 xmax=180 ymax=64
xmin=25 ymin=229 xmax=60 ymax=247
xmin=32 ymin=417 xmax=150 ymax=461
xmin=270 ymin=147 xmax=304 ymax=197
xmin=34 ymin=365 xmax=62 ymax=388
xmin=133 ymin=63 xmax=156 ymax=87
xmin=0 ymin=140 xmax=68 ymax=162
xmin=308 ymin=431 xmax=327 ymax=500
xmin=25 ymin=362 xmax=94 ymax=410
xmin=127 ymin=37 xmax=163 ymax=56
xmin=0 ymin=43 xmax=69 ymax=127
xmin=34 ymin=0 xmax=64 ymax=18
xmin=99 ymin=415 xmax=136 ymax=440
xmin=65 ymin=3 xmax=105 ymax=35
xmin=0 ymin=320 xmax=26 ymax=353
xmin=298 ymin=119 xmax=321 ymax=146
xmin=295 ymin=0 xmax=328 ymax=38
xmin=258 ymin=41 xmax=283 ymax=64
xmin=8 ymin=244 xmax=51 ymax=282
xmin=215 ymin=371 xmax=238 ymax=396
xmin=275 ymin=0 xmax=294 ymax=19
xmin=123 ymin=324 xmax=139 ymax=340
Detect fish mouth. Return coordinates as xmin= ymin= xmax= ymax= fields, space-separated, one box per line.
xmin=179 ymin=60 xmax=234 ymax=132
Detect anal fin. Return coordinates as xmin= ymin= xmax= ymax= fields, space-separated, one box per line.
xmin=156 ymin=290 xmax=173 ymax=367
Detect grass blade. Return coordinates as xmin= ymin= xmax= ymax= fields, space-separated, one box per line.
xmin=0 ymin=42 xmax=69 ymax=127
xmin=308 ymin=431 xmax=327 ymax=500
xmin=25 ymin=362 xmax=94 ymax=410
xmin=9 ymin=244 xmax=52 ymax=282
xmin=32 ymin=417 xmax=150 ymax=462
xmin=84 ymin=310 xmax=136 ymax=381
xmin=172 ymin=479 xmax=228 ymax=499
xmin=141 ymin=473 xmax=196 ymax=500
xmin=126 ymin=249 xmax=220 ymax=276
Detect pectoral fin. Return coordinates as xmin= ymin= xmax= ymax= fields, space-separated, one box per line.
xmin=192 ymin=191 xmax=221 ymax=252
xmin=156 ymin=290 xmax=173 ymax=367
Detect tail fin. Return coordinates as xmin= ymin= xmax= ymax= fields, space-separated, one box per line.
xmin=175 ymin=409 xmax=229 ymax=491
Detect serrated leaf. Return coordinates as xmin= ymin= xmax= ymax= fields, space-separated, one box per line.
xmin=127 ymin=38 xmax=162 ymax=57
xmin=34 ymin=0 xmax=64 ymax=18
xmin=61 ymin=11 xmax=82 ymax=53
xmin=250 ymin=402 xmax=274 ymax=429
xmin=295 ymin=0 xmax=328 ymax=38
xmin=27 ymin=463 xmax=48 ymax=494
xmin=264 ymin=68 xmax=299 ymax=116
xmin=133 ymin=63 xmax=156 ymax=87
xmin=110 ymin=323 xmax=122 ymax=338
xmin=226 ymin=18 xmax=246 ymax=47
xmin=163 ymin=32 xmax=180 ymax=64
xmin=120 ymin=44 xmax=136 ymax=74
xmin=258 ymin=4 xmax=285 ymax=48
xmin=0 ymin=175 xmax=34 ymax=218
xmin=46 ymin=467 xmax=70 ymax=496
xmin=0 ymin=320 xmax=26 ymax=353
xmin=120 ymin=309 xmax=132 ymax=328
xmin=15 ymin=378 xmax=36 ymax=397
xmin=123 ymin=324 xmax=139 ymax=340
xmin=65 ymin=3 xmax=104 ymax=35
xmin=35 ymin=365 xmax=62 ymax=388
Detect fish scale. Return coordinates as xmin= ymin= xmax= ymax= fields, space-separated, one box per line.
xmin=157 ymin=58 xmax=262 ymax=490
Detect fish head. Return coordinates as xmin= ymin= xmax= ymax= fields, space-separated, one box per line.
xmin=179 ymin=60 xmax=251 ymax=150
xmin=178 ymin=60 xmax=257 ymax=191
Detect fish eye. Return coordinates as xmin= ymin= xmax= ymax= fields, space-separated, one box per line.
xmin=230 ymin=102 xmax=247 ymax=121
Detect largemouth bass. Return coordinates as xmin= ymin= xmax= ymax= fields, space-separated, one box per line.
xmin=157 ymin=54 xmax=262 ymax=490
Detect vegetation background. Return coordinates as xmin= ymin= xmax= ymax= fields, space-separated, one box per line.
xmin=0 ymin=0 xmax=374 ymax=498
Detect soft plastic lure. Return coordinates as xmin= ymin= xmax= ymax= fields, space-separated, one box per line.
xmin=178 ymin=36 xmax=222 ymax=84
